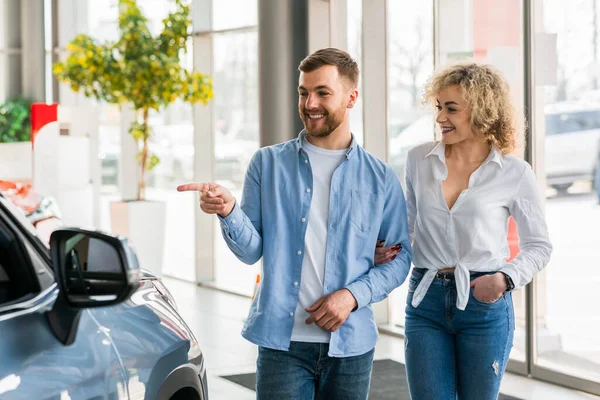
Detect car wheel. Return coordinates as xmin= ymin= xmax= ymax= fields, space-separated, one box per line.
xmin=552 ymin=183 xmax=571 ymax=194
xmin=169 ymin=387 xmax=202 ymax=400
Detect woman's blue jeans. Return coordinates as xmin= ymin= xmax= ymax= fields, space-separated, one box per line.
xmin=404 ymin=267 xmax=515 ymax=400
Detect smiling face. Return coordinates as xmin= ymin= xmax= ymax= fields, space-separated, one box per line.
xmin=435 ymin=85 xmax=475 ymax=145
xmin=298 ymin=65 xmax=356 ymax=138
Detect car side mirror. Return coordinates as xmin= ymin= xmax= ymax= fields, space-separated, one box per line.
xmin=50 ymin=228 xmax=140 ymax=308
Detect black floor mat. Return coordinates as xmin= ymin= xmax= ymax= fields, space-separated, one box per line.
xmin=221 ymin=358 xmax=523 ymax=399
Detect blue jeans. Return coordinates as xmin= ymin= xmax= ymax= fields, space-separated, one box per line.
xmin=404 ymin=268 xmax=515 ymax=400
xmin=256 ymin=342 xmax=375 ymax=400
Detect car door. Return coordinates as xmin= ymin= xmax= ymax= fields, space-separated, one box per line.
xmin=0 ymin=198 xmax=128 ymax=400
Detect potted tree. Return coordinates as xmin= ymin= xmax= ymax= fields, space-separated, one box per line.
xmin=53 ymin=0 xmax=212 ymax=275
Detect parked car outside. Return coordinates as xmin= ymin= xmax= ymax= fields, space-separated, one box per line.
xmin=0 ymin=193 xmax=208 ymax=400
xmin=544 ymin=102 xmax=600 ymax=193
xmin=389 ymin=104 xmax=600 ymax=196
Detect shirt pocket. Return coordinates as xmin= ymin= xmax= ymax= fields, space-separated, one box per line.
xmin=350 ymin=190 xmax=378 ymax=233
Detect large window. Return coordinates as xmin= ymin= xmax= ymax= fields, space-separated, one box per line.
xmin=89 ymin=1 xmax=123 ymax=234
xmin=211 ymin=2 xmax=260 ymax=296
xmin=213 ymin=0 xmax=257 ymax=31
xmin=533 ymin=0 xmax=600 ymax=384
xmin=347 ymin=0 xmax=364 ymax=146
xmin=90 ymin=1 xmax=197 ymax=281
xmin=387 ymin=0 xmax=434 ymax=329
xmin=90 ymin=0 xmax=261 ymax=291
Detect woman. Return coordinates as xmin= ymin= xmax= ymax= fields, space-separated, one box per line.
xmin=376 ymin=62 xmax=552 ymax=399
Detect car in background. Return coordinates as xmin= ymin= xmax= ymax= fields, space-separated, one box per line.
xmin=0 ymin=194 xmax=208 ymax=399
xmin=390 ymin=105 xmax=600 ymax=196
xmin=544 ymin=102 xmax=600 ymax=193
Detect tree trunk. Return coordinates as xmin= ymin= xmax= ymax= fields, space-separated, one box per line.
xmin=137 ymin=108 xmax=149 ymax=201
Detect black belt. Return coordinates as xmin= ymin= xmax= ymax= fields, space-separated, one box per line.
xmin=435 ymin=271 xmax=455 ymax=281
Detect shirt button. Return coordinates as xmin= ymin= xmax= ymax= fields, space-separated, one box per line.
xmin=301 ymin=218 xmax=306 ymax=223
xmin=297 ymin=250 xmax=302 ymax=255
xmin=306 ymin=188 xmax=311 ymax=193
xmin=294 ymin=281 xmax=298 ymax=286
xmin=231 ymin=219 xmax=236 ymax=224
xmin=290 ymin=312 xmax=294 ymax=317
xmin=304 ymin=159 xmax=308 ymax=164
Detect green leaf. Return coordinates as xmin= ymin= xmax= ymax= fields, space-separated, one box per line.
xmin=147 ymin=154 xmax=161 ymax=171
xmin=0 ymin=98 xmax=33 ymax=143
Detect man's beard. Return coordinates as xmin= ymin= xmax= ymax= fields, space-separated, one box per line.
xmin=300 ymin=108 xmax=344 ymax=137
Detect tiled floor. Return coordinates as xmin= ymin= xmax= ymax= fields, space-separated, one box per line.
xmin=162 ymin=277 xmax=600 ymax=400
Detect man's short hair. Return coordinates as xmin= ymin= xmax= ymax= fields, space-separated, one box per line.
xmin=298 ymin=48 xmax=359 ymax=88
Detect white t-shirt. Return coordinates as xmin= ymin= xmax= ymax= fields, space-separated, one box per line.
xmin=290 ymin=139 xmax=347 ymax=343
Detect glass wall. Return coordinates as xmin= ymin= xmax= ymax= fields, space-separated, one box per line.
xmin=141 ymin=1 xmax=196 ymax=281
xmin=213 ymin=0 xmax=257 ymax=31
xmin=387 ymin=0 xmax=434 ymax=329
xmin=347 ymin=0 xmax=364 ymax=145
xmin=533 ymin=0 xmax=600 ymax=383
xmin=88 ymin=1 xmax=122 ymax=234
xmin=211 ymin=1 xmax=260 ymax=296
xmin=89 ymin=0 xmax=196 ymax=280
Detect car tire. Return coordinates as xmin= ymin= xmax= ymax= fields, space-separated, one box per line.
xmin=157 ymin=364 xmax=205 ymax=400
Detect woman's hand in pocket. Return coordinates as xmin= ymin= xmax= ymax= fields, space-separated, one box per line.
xmin=470 ymin=273 xmax=507 ymax=303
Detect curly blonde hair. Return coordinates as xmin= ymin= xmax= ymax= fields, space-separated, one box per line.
xmin=422 ymin=62 xmax=522 ymax=154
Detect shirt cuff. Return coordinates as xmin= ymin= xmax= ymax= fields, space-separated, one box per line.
xmin=498 ymin=265 xmax=520 ymax=291
xmin=345 ymin=280 xmax=371 ymax=310
xmin=217 ymin=202 xmax=243 ymax=238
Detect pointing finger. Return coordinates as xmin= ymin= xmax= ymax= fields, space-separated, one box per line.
xmin=177 ymin=183 xmax=217 ymax=193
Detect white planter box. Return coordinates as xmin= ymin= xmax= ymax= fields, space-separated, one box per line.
xmin=55 ymin=184 xmax=94 ymax=227
xmin=0 ymin=142 xmax=32 ymax=181
xmin=110 ymin=200 xmax=166 ymax=276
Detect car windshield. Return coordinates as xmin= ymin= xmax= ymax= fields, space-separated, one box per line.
xmin=545 ymin=110 xmax=600 ymax=135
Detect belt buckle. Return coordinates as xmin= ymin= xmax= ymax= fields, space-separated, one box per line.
xmin=436 ymin=271 xmax=451 ymax=281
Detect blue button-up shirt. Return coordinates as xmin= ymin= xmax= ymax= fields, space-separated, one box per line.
xmin=219 ymin=131 xmax=412 ymax=357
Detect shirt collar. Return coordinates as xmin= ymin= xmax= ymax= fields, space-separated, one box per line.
xmin=425 ymin=141 xmax=446 ymax=163
xmin=486 ymin=145 xmax=504 ymax=168
xmin=425 ymin=141 xmax=504 ymax=168
xmin=294 ymin=129 xmax=358 ymax=159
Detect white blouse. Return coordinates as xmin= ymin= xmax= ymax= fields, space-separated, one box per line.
xmin=405 ymin=141 xmax=552 ymax=310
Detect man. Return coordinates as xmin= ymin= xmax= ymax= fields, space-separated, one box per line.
xmin=178 ymin=48 xmax=412 ymax=399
